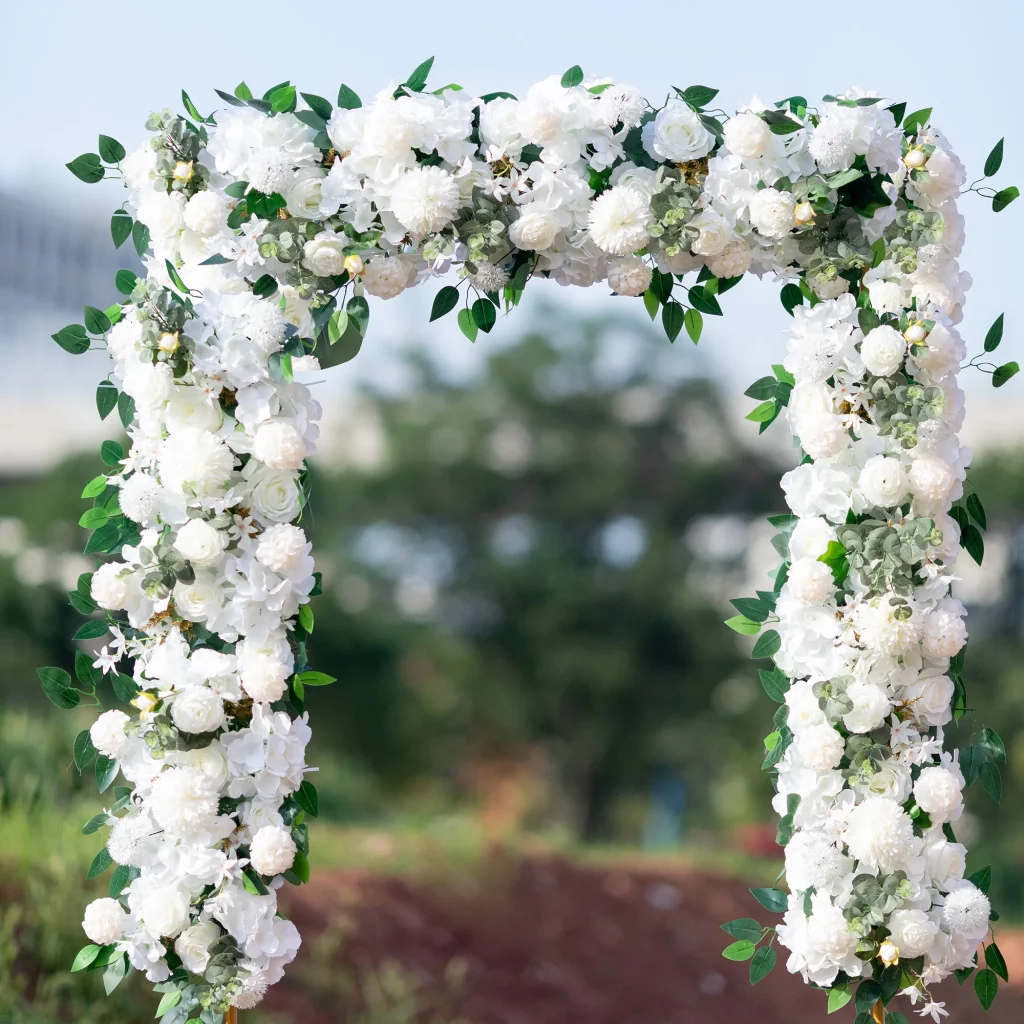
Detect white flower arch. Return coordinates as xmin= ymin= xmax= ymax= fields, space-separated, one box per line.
xmin=49 ymin=61 xmax=1020 ymax=1019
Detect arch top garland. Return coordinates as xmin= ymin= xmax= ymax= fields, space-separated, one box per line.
xmin=49 ymin=57 xmax=1019 ymax=1021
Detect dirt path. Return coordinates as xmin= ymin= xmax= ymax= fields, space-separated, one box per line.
xmin=266 ymin=854 xmax=1023 ymax=1023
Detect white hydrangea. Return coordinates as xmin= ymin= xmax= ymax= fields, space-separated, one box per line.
xmin=249 ymin=824 xmax=297 ymax=875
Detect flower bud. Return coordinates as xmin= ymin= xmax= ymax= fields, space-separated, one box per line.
xmin=173 ymin=161 xmax=195 ymax=183
xmin=904 ymin=148 xmax=927 ymax=169
xmin=794 ymin=201 xmax=815 ymax=225
xmin=343 ymin=254 xmax=364 ymax=276
xmin=878 ymin=940 xmax=899 ymax=966
xmin=159 ymin=332 xmax=180 ymax=354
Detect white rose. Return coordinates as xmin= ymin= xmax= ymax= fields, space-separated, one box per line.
xmin=924 ymin=838 xmax=967 ymax=890
xmin=183 ymin=191 xmax=228 ymax=238
xmin=249 ymin=825 xmax=297 ymax=875
xmin=90 ymin=709 xmax=130 ymax=758
xmin=171 ymin=687 xmax=226 ymax=734
xmin=795 ymin=723 xmax=845 ymax=771
xmin=641 ymin=100 xmax=713 ymax=162
xmin=174 ymin=921 xmax=222 ymax=974
xmin=789 ymin=518 xmax=835 ymax=561
xmin=252 ymin=420 xmax=305 ymax=470
xmin=786 ymin=557 xmax=834 ymax=605
xmin=174 ymin=519 xmax=227 ymax=567
xmin=861 ymin=325 xmax=906 ymax=377
xmin=82 ymin=897 xmax=128 ymax=945
xmin=256 ymin=523 xmax=308 ymax=574
xmin=165 ymin=387 xmax=224 ymax=434
xmin=122 ymin=361 xmax=174 ymax=413
xmin=706 ymin=239 xmax=751 ymax=278
xmin=900 ymin=666 xmax=954 ymax=728
xmin=914 ymin=766 xmax=963 ymax=822
xmin=175 ymin=741 xmax=231 ymax=791
xmin=909 ymin=457 xmax=955 ymax=511
xmin=106 ymin=313 xmax=144 ymax=365
xmin=887 ymin=909 xmax=938 ymax=958
xmin=858 ymin=455 xmax=908 ymax=508
xmin=389 ymin=165 xmax=461 ymax=236
xmin=121 ymin=144 xmax=158 ymax=191
xmin=587 ymin=186 xmax=650 ymax=255
xmin=689 ymin=211 xmax=731 ymax=257
xmin=749 ymin=188 xmax=796 ymax=239
xmin=509 ymin=207 xmax=561 ymax=252
xmin=842 ymin=681 xmax=890 ymax=734
xmin=139 ymin=884 xmax=191 ymax=938
xmin=866 ymin=280 xmax=904 ymax=316
xmin=302 ymin=231 xmax=346 ymax=277
xmin=606 ymin=256 xmax=653 ymax=296
xmin=362 ymin=257 xmax=413 ymax=299
xmin=723 ymin=111 xmax=772 ymax=159
xmin=912 ymin=323 xmax=961 ymax=379
xmin=136 ymin=190 xmax=186 ymax=240
xmin=246 ymin=465 xmax=301 ymax=524
xmin=92 ymin=562 xmax=131 ymax=610
xmin=285 ymin=170 xmax=324 ymax=219
xmin=173 ymin=572 xmax=224 ymax=624
xmin=796 ymin=410 xmax=849 ymax=460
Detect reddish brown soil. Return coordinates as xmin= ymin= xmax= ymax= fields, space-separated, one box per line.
xmin=266 ymin=854 xmax=1024 ymax=1024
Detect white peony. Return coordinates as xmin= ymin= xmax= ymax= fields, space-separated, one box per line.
xmin=796 ymin=410 xmax=849 ymax=460
xmin=390 ymin=166 xmax=461 ymax=236
xmin=175 ymin=921 xmax=222 ymax=974
xmin=253 ymin=420 xmax=305 ymax=470
xmin=786 ymin=557 xmax=835 ymax=605
xmin=866 ymin=279 xmax=905 ymax=316
xmin=171 ymin=687 xmax=226 ymax=734
xmin=139 ymin=884 xmax=191 ymax=938
xmin=723 ymin=112 xmax=772 ymax=159
xmin=861 ymin=325 xmax=906 ymax=377
xmin=842 ymin=681 xmax=890 ymax=734
xmin=362 ymin=257 xmax=412 ymax=299
xmin=806 ymin=895 xmax=860 ymax=975
xmin=941 ymin=882 xmax=990 ymax=941
xmin=748 ymin=188 xmax=796 ymax=239
xmin=641 ymin=100 xmax=713 ymax=162
xmin=808 ymin=116 xmax=856 ymax=173
xmin=789 ymin=517 xmax=835 ymax=561
xmin=689 ymin=211 xmax=731 ymax=257
xmin=909 ymin=457 xmax=955 ymax=511
xmin=922 ymin=601 xmax=967 ymax=661
xmin=249 ymin=824 xmax=297 ymax=875
xmin=82 ymin=897 xmax=128 ymax=945
xmin=183 ymin=191 xmax=227 ymax=238
xmin=842 ymin=796 xmax=918 ymax=873
xmin=91 ymin=562 xmax=131 ymax=610
xmin=587 ymin=186 xmax=650 ymax=255
xmin=173 ymin=573 xmax=225 ymax=625
xmin=165 ymin=387 xmax=224 ymax=434
xmin=887 ymin=909 xmax=938 ymax=957
xmin=122 ymin=361 xmax=174 ymax=413
xmin=239 ymin=653 xmax=291 ymax=703
xmin=256 ymin=523 xmax=308 ymax=574
xmin=509 ymin=207 xmax=561 ymax=252
xmin=858 ymin=455 xmax=908 ymax=508
xmin=149 ymin=766 xmax=221 ymax=840
xmin=795 ymin=723 xmax=845 ymax=771
xmin=606 ymin=256 xmax=653 ymax=296
xmin=852 ymin=598 xmax=921 ymax=660
xmin=302 ymin=231 xmax=346 ymax=277
xmin=706 ymin=239 xmax=751 ymax=279
xmin=173 ymin=519 xmax=227 ymax=568
xmin=158 ymin=428 xmax=234 ymax=496
xmin=90 ymin=709 xmax=130 ymax=758
xmin=914 ymin=766 xmax=963 ymax=822
xmin=136 ymin=190 xmax=186 ymax=240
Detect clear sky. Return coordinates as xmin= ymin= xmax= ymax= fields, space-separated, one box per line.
xmin=2 ymin=0 xmax=1022 ymax=458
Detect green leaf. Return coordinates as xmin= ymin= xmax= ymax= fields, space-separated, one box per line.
xmin=84 ymin=306 xmax=112 ymax=335
xmin=979 ymin=727 xmax=1006 ymax=763
xmin=430 ymin=285 xmax=460 ymax=322
xmin=36 ymin=666 xmax=80 ymax=709
xmin=471 ymin=298 xmax=497 ymax=333
xmin=721 ymin=918 xmax=762 ymax=942
xmin=132 ymin=220 xmax=150 ymax=257
xmin=74 ymin=729 xmax=97 ymax=772
xmin=327 ymin=309 xmax=349 ymax=344
xmin=103 ymin=953 xmax=127 ymax=995
xmin=984 ymin=138 xmax=1005 ymax=178
xmin=722 ymin=939 xmax=756 ymax=961
xmin=110 ymin=211 xmax=133 ymax=249
xmin=749 ymin=944 xmax=776 ymax=985
xmin=827 ymin=985 xmax=852 ymax=1013
xmin=725 ymin=615 xmax=762 ymax=636
xmin=155 ymin=989 xmax=183 ymax=1017
xmin=292 ymin=847 xmax=311 ymax=884
xmin=984 ymin=313 xmax=1004 ymax=353
xmin=993 ymin=360 xmax=1019 ymax=387
xmin=903 ymin=107 xmax=932 ymax=134
xmin=100 ymin=440 xmax=124 ymax=467
xmin=560 ymin=65 xmax=584 ymax=88
xmin=82 ymin=812 xmax=109 ymax=835
xmin=884 ymin=1014 xmax=908 ymax=1024
xmin=974 ymin=967 xmax=998 ymax=1010
xmin=746 ymin=400 xmax=777 ymax=423
xmin=681 ymin=85 xmax=719 ymax=110
xmin=98 ymin=135 xmax=126 ymax=163
xmin=684 ymin=307 xmax=703 ymax=343
xmin=297 ymin=779 xmax=319 ymax=817
xmin=745 ymin=376 xmax=777 ymax=401
xmin=751 ymin=630 xmax=781 ymax=660
xmin=86 ymin=846 xmax=113 ymax=879
xmin=269 ymin=85 xmax=297 ymax=113
xmin=992 ymin=186 xmax=1019 ymax=213
xmin=688 ymin=286 xmax=723 ymax=316
xmin=779 ymin=282 xmax=803 ymax=315
xmin=986 ymin=942 xmax=1009 ymax=982
xmin=298 ymin=670 xmax=336 ymax=686
xmin=299 ymin=604 xmax=314 ymax=634
xmin=95 ymin=754 xmax=119 ymax=793
xmin=300 ymin=92 xmax=333 ymax=121
xmin=112 ymin=672 xmax=139 ymax=704
xmin=96 ymin=382 xmax=118 ymax=420
xmin=405 ymin=57 xmax=434 ymax=93
xmin=968 ymin=865 xmax=992 ymax=893
xmin=642 ymin=288 xmax=659 ymax=321
xmin=966 ymin=493 xmax=987 ymax=531
xmin=72 ymin=944 xmax=101 ymax=972
xmin=661 ymin=301 xmax=685 ymax=342
xmin=961 ymin=745 xmax=984 ymax=786
xmin=962 ymin=523 xmax=985 ymax=565
xmin=233 ymin=81 xmax=253 ymax=101
xmin=759 ymin=668 xmax=790 ymax=703
xmin=52 ymin=324 xmax=91 ymax=355
xmin=855 ymin=980 xmax=882 ymax=1014
xmin=457 ymin=307 xmax=478 ymax=342
xmin=979 ymin=760 xmax=1002 ymax=802
xmin=74 ymin=619 xmax=111 ymax=640
xmin=731 ymin=596 xmax=768 ymax=622
xmin=750 ymin=887 xmax=787 ymax=913
xmin=108 ymin=863 xmax=131 ymax=899
xmin=118 ymin=393 xmax=135 ymax=429
xmin=75 ymin=649 xmax=102 ymax=690
xmin=826 ymin=168 xmax=864 ymax=190
xmin=67 ymin=153 xmax=105 ymax=183
xmin=115 ymin=269 xmax=138 ymax=295
xmin=337 ymin=83 xmax=362 ymax=109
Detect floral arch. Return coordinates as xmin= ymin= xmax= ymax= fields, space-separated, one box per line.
xmin=48 ymin=59 xmax=1020 ymax=1021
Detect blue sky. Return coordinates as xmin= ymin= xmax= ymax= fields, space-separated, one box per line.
xmin=2 ymin=0 xmax=1021 ymax=452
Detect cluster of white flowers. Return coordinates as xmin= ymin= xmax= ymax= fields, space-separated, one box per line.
xmin=60 ymin=71 xmax=1010 ymax=1020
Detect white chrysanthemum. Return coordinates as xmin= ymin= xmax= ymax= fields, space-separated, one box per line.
xmin=795 ymin=723 xmax=845 ymax=771
xmin=174 ymin=519 xmax=227 ymax=568
xmin=588 ymin=186 xmax=651 ymax=255
xmin=887 ymin=909 xmax=938 ymax=958
xmin=253 ymin=420 xmax=306 ymax=471
xmin=149 ymin=766 xmax=220 ymax=839
xmin=171 ymin=687 xmax=226 ymax=734
xmin=82 ymin=897 xmax=128 ymax=945
xmin=842 ymin=796 xmax=918 ymax=873
xmin=139 ymin=884 xmax=191 ymax=938
xmin=597 ymin=84 xmax=645 ymax=129
xmin=909 ymin=457 xmax=955 ymax=509
xmin=606 ymin=256 xmax=653 ymax=296
xmin=107 ymin=812 xmax=157 ymax=867
xmin=158 ymin=429 xmax=234 ymax=496
xmin=785 ymin=830 xmax=850 ymax=893
xmin=390 ymin=166 xmax=461 ymax=236
xmin=242 ymin=300 xmax=287 ymax=352
xmin=749 ymin=188 xmax=796 ymax=239
xmin=706 ymin=239 xmax=751 ymax=278
xmin=914 ymin=766 xmax=963 ymax=822
xmin=174 ymin=921 xmax=221 ymax=974
xmin=786 ymin=557 xmax=835 ymax=605
xmin=842 ymin=681 xmax=890 ymax=734
xmin=90 ymin=708 xmax=130 ymax=758
xmin=861 ymin=325 xmax=906 ymax=377
xmin=858 ymin=455 xmax=908 ymax=508
xmin=941 ymin=882 xmax=991 ymax=941
xmin=852 ymin=598 xmax=920 ymax=659
xmin=363 ymin=256 xmax=412 ymax=299
xmin=247 ymin=149 xmax=296 ymax=197
xmin=232 ymin=961 xmax=270 ymax=1009
xmin=91 ymin=562 xmax=131 ymax=611
xmin=808 ymin=116 xmax=857 ymax=172
xmin=256 ymin=523 xmax=307 ymax=574
xmin=470 ymin=261 xmax=509 ymax=294
xmin=249 ymin=824 xmax=297 ymax=875
xmin=922 ymin=602 xmax=967 ymax=661
xmin=119 ymin=473 xmax=162 ymax=526
xmin=723 ymin=111 xmax=772 ymax=159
